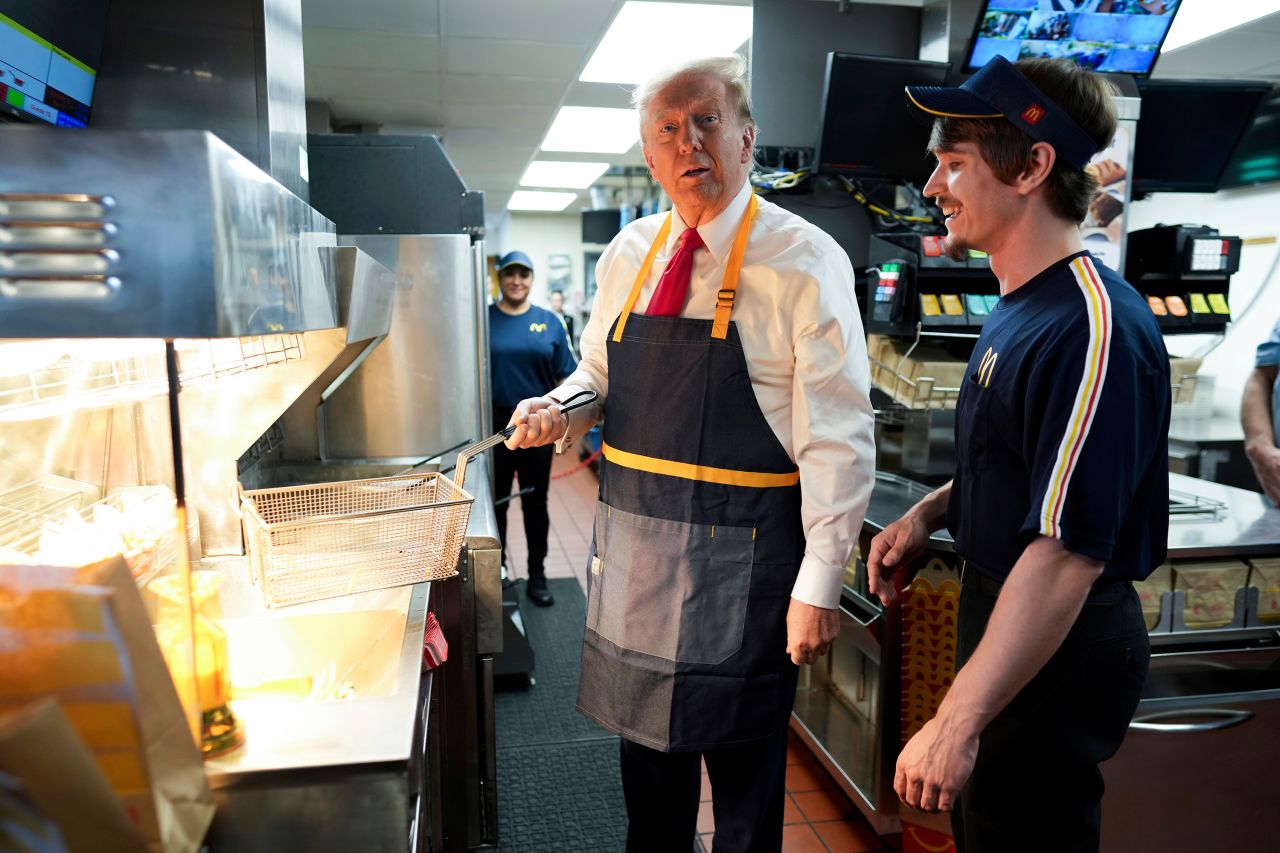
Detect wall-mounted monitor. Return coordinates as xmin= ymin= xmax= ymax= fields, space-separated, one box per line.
xmin=966 ymin=1 xmax=1182 ymax=77
xmin=815 ymin=53 xmax=950 ymax=183
xmin=1221 ymin=86 xmax=1280 ymax=189
xmin=0 ymin=0 xmax=111 ymax=127
xmin=1132 ymin=78 xmax=1271 ymax=194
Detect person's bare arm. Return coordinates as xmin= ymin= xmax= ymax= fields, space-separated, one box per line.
xmin=895 ymin=536 xmax=1103 ymax=813
xmin=1242 ymin=365 xmax=1280 ymax=502
xmin=866 ymin=481 xmax=951 ymax=606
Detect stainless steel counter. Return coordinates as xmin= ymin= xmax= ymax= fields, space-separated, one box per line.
xmin=204 ymin=571 xmax=429 ymax=777
xmin=863 ymin=471 xmax=1280 ymax=559
xmin=1167 ymin=472 xmax=1280 ymax=558
xmin=862 ymin=472 xmax=953 ymax=550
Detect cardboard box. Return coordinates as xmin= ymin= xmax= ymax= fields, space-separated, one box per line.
xmin=1134 ymin=564 xmax=1171 ymax=630
xmin=1173 ymin=561 xmax=1250 ymax=629
xmin=1248 ymin=559 xmax=1280 ymax=624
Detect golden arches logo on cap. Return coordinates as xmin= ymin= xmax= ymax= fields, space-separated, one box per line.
xmin=1022 ymin=103 xmax=1045 ymax=125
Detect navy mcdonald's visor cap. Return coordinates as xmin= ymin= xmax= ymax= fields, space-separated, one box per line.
xmin=905 ymin=56 xmax=1101 ymax=171
xmin=498 ymin=250 xmax=534 ymax=272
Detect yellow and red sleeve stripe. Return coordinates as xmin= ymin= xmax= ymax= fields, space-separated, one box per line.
xmin=1038 ymin=256 xmax=1112 ymax=539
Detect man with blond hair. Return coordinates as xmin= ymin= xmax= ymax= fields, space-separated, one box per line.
xmin=504 ymin=55 xmax=875 ymax=850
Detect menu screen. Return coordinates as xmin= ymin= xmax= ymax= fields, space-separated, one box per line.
xmin=967 ymin=1 xmax=1180 ymax=77
xmin=0 ymin=1 xmax=111 ymax=127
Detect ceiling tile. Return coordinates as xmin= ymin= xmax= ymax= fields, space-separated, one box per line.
xmin=307 ymin=66 xmax=442 ymax=104
xmin=302 ymin=0 xmax=440 ymax=35
xmin=304 ymin=27 xmax=442 ymax=73
xmin=444 ymin=37 xmax=585 ymax=78
xmin=444 ymin=74 xmax=566 ymax=107
xmin=444 ymin=102 xmax=554 ymax=131
xmin=443 ymin=0 xmax=619 ymax=45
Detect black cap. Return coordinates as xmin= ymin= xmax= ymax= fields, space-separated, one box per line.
xmin=905 ymin=56 xmax=1101 ymax=171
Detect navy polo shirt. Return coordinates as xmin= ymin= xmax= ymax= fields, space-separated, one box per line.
xmin=489 ymin=304 xmax=577 ymax=411
xmin=948 ymin=251 xmax=1170 ymax=582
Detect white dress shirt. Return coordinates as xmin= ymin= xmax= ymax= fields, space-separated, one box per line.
xmin=552 ymin=180 xmax=876 ymax=609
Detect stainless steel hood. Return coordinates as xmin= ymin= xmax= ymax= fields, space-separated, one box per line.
xmin=0 ymin=128 xmax=336 ymax=338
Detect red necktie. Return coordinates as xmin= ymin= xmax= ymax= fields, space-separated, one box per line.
xmin=646 ymin=227 xmax=704 ymax=317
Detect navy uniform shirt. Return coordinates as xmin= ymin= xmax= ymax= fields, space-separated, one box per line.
xmin=489 ymin=303 xmax=578 ymax=411
xmin=948 ymin=251 xmax=1170 ymax=581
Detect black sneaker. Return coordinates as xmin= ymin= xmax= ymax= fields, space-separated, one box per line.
xmin=526 ymin=575 xmax=555 ymax=607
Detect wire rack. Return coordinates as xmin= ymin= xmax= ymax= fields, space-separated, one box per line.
xmin=0 ymin=335 xmax=306 ymax=423
xmin=241 ymin=472 xmax=473 ymax=608
xmin=0 ymin=476 xmax=100 ymax=554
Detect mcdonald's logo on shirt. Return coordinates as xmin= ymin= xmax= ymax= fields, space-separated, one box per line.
xmin=529 ymin=322 xmax=547 ymax=333
xmin=977 ymin=347 xmax=999 ymax=387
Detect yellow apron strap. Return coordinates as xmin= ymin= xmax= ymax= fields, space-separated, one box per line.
xmin=612 ymin=212 xmax=673 ymax=343
xmin=711 ymin=193 xmax=758 ymax=340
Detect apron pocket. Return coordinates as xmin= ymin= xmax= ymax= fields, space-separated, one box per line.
xmin=589 ymin=501 xmax=755 ymax=665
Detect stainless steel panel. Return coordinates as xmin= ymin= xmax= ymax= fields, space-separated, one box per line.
xmin=462 ymin=455 xmax=503 ymax=656
xmin=0 ymin=129 xmax=336 ymax=338
xmin=327 ymin=247 xmax=394 ymax=343
xmin=93 ymin=0 xmax=310 ymax=201
xmin=326 ymin=234 xmax=482 ymax=459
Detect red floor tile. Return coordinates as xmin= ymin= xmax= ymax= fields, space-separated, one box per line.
xmin=813 ymin=818 xmax=888 ymax=853
xmin=793 ymin=787 xmax=857 ymax=823
xmin=783 ymin=793 xmax=805 ymax=825
xmin=781 ymin=822 xmax=829 ymax=853
xmin=697 ymin=800 xmax=715 ymax=835
xmin=786 ymin=761 xmax=838 ymax=793
xmin=787 ymin=741 xmax=817 ymax=766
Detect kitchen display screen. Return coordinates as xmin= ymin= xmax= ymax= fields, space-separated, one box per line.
xmin=0 ymin=0 xmax=111 ymax=127
xmin=966 ymin=1 xmax=1181 ymax=77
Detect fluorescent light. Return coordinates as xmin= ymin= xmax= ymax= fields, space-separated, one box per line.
xmin=508 ymin=191 xmax=578 ymax=212
xmin=1161 ymin=0 xmax=1280 ymax=52
xmin=520 ymin=161 xmax=611 ymax=189
xmin=541 ymin=106 xmax=638 ymax=154
xmin=580 ymin=2 xmax=753 ymax=85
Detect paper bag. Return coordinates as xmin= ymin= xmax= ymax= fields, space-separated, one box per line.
xmin=0 ymin=558 xmax=214 ymax=851
xmin=0 ymin=699 xmax=147 ymax=853
xmin=76 ymin=557 xmax=215 ymax=852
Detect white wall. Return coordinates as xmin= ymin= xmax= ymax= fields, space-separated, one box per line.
xmin=1129 ymin=182 xmax=1280 ymax=424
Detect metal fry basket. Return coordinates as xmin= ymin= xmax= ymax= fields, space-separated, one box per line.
xmin=241 ymin=472 xmax=473 ymax=608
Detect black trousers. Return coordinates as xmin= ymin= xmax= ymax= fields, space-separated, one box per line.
xmin=951 ymin=580 xmax=1150 ymax=853
xmin=492 ymin=407 xmax=554 ymax=576
xmin=619 ymin=712 xmax=791 ymax=853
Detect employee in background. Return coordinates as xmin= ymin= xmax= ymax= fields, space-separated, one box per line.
xmin=870 ymin=56 xmax=1169 ymax=851
xmin=503 ymin=56 xmax=875 ymax=850
xmin=1243 ymin=319 xmax=1280 ymax=504
xmin=547 ymin=289 xmax=578 ymax=356
xmin=489 ymin=251 xmax=577 ymax=607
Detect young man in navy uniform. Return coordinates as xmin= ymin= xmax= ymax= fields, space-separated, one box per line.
xmin=868 ymin=57 xmax=1169 ymax=852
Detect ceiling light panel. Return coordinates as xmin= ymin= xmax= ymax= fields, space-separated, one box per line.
xmin=580 ymin=2 xmax=753 ymax=85
xmin=521 ymin=161 xmax=611 ymax=189
xmin=1162 ymin=0 xmax=1280 ymax=52
xmin=508 ymin=191 xmax=578 ymax=211
xmin=541 ymin=106 xmax=638 ymax=153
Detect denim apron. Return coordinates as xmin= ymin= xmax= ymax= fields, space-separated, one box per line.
xmin=576 ymin=195 xmax=806 ymax=752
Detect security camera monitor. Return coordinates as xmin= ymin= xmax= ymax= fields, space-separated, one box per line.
xmin=966 ymin=1 xmax=1182 ymax=77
